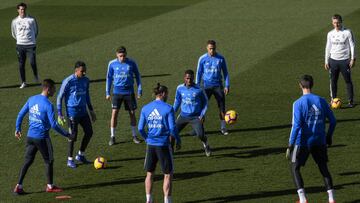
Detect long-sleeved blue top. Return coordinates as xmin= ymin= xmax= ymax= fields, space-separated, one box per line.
xmin=173 ymin=84 xmax=208 ymax=118
xmin=57 ymin=74 xmax=93 ymax=118
xmin=138 ymin=99 xmax=181 ymax=146
xmin=16 ymin=94 xmax=69 ymax=139
xmin=106 ymin=58 xmax=142 ymax=96
xmin=196 ymin=53 xmax=230 ymax=88
xmin=289 ymin=93 xmax=336 ymax=147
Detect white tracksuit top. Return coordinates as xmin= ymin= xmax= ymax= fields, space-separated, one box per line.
xmin=11 ymin=15 xmax=38 ymax=45
xmin=325 ymin=27 xmax=356 ymax=64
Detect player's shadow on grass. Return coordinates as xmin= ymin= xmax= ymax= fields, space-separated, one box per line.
xmin=175 ymin=146 xmax=260 ymax=156
xmin=339 ymin=171 xmax=360 ymax=176
xmin=185 ymin=181 xmax=360 ymax=203
xmin=61 ymin=168 xmax=242 ymax=191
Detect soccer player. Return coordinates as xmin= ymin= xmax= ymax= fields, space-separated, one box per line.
xmin=287 ymin=75 xmax=336 ymax=203
xmin=106 ymin=46 xmax=142 ymax=145
xmin=11 ymin=2 xmax=39 ymax=89
xmin=196 ymin=40 xmax=230 ymax=135
xmin=138 ymin=83 xmax=181 ymax=203
xmin=174 ymin=69 xmax=211 ymax=157
xmin=325 ymin=14 xmax=356 ymax=107
xmin=57 ymin=61 xmax=96 ymax=168
xmin=14 ymin=79 xmax=71 ymax=195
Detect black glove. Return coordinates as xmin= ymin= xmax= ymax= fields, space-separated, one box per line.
xmin=326 ymin=136 xmax=332 ymax=146
xmin=67 ymin=132 xmax=75 ymax=141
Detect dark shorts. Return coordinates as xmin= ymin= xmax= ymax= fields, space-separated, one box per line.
xmin=112 ymin=94 xmax=137 ymax=111
xmin=25 ymin=137 xmax=54 ymax=163
xmin=144 ymin=145 xmax=173 ymax=174
xmin=205 ymin=86 xmax=225 ymax=113
xmin=68 ymin=114 xmax=93 ymax=142
xmin=291 ymin=145 xmax=328 ymax=167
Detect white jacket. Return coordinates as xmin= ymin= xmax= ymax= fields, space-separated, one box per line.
xmin=11 ymin=15 xmax=38 ymax=45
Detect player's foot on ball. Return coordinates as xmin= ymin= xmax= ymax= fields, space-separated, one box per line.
xmin=109 ymin=136 xmax=115 ymax=146
xmin=19 ymin=82 xmax=27 ymax=89
xmin=203 ymin=142 xmax=211 ymax=157
xmin=67 ymin=160 xmax=76 ymax=168
xmin=220 ymin=128 xmax=229 ymax=135
xmin=75 ymin=154 xmax=89 ymax=163
xmin=133 ymin=136 xmax=141 ymax=144
xmin=46 ymin=185 xmax=63 ymax=193
xmin=13 ymin=184 xmax=26 ymax=195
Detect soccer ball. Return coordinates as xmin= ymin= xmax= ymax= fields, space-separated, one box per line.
xmin=331 ymin=98 xmax=342 ymax=109
xmin=94 ymin=157 xmax=106 ymax=169
xmin=224 ymin=110 xmax=238 ymax=124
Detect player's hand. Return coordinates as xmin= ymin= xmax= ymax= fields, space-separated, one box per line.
xmin=15 ymin=131 xmax=22 ymax=140
xmin=286 ymin=145 xmax=294 ymax=160
xmin=199 ymin=116 xmax=205 ymax=123
xmin=175 ymin=143 xmax=181 ymax=151
xmin=324 ymin=63 xmax=330 ymax=70
xmin=67 ymin=132 xmax=75 ymax=142
xmin=57 ymin=116 xmax=66 ymax=126
xmin=224 ymin=87 xmax=229 ymax=95
xmin=89 ymin=110 xmax=96 ymax=122
xmin=137 ymin=93 xmax=142 ymax=99
xmin=349 ymin=59 xmax=356 ymax=69
xmin=326 ymin=136 xmax=332 ymax=147
xmin=106 ymin=95 xmax=111 ymax=100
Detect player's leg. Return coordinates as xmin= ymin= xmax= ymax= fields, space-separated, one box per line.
xmin=109 ymin=94 xmax=121 ymax=145
xmin=76 ymin=115 xmax=93 ymax=163
xmin=311 ymin=146 xmax=335 ymax=203
xmin=14 ymin=138 xmax=38 ymax=194
xmin=157 ymin=146 xmax=173 ymax=203
xmin=144 ymin=145 xmax=158 ymax=203
xmin=172 ymin=115 xmax=188 ymax=150
xmin=290 ymin=146 xmax=309 ymax=203
xmin=125 ymin=93 xmax=141 ymax=143
xmin=190 ymin=118 xmax=211 ymax=156
xmin=16 ymin=45 xmax=27 ymax=87
xmin=28 ymin=45 xmax=38 ymax=82
xmin=67 ymin=117 xmax=79 ymax=168
xmin=339 ymin=59 xmax=354 ymax=107
xmin=213 ymin=86 xmax=227 ymax=135
xmin=329 ymin=58 xmax=340 ymax=102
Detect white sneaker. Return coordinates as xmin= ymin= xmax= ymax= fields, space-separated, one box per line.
xmin=202 ymin=142 xmax=211 ymax=157
xmin=19 ymin=82 xmax=27 ymax=89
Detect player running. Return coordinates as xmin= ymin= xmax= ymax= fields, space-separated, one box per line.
xmin=196 ymin=40 xmax=230 ymax=135
xmin=14 ymin=79 xmax=70 ymax=195
xmin=174 ymin=69 xmax=211 ymax=157
xmin=106 ymin=46 xmax=142 ymax=146
xmin=287 ymin=75 xmax=337 ymax=203
xmin=138 ymin=83 xmax=181 ymax=203
xmin=57 ymin=61 xmax=96 ymax=168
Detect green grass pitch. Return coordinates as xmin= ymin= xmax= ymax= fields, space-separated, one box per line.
xmin=1 ymin=0 xmax=360 ymax=202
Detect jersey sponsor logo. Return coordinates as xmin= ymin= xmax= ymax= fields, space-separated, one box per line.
xmin=147 ymin=109 xmax=163 ymax=129
xmin=30 ymin=104 xmax=41 ymax=116
xmin=306 ymin=104 xmax=323 ymax=125
xmin=205 ymin=66 xmax=218 ymax=73
xmin=114 ymin=72 xmax=130 ymax=79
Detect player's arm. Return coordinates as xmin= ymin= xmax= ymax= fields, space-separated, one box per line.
xmin=138 ymin=110 xmax=147 ymax=140
xmin=324 ymin=100 xmax=337 ymax=146
xmin=11 ymin=19 xmax=17 ymax=40
xmin=195 ymin=57 xmax=204 ymax=85
xmin=173 ymin=87 xmax=181 ymax=113
xmin=199 ymin=89 xmax=208 ymax=120
xmin=47 ymin=104 xmax=70 ymax=138
xmin=289 ymin=102 xmax=302 ymax=147
xmin=34 ymin=17 xmax=39 ymax=38
xmin=133 ymin=62 xmax=142 ymax=98
xmin=349 ymin=30 xmax=356 ymax=68
xmin=86 ymin=80 xmax=96 ymax=122
xmin=15 ymin=100 xmax=30 ymax=140
xmin=105 ymin=62 xmax=114 ymax=99
xmin=325 ymin=32 xmax=332 ymax=70
xmin=169 ymin=108 xmax=181 ymax=150
xmin=221 ymin=57 xmax=230 ymax=94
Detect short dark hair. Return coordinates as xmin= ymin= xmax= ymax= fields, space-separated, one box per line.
xmin=116 ymin=46 xmax=127 ymax=54
xmin=17 ymin=2 xmax=27 ymax=9
xmin=42 ymin=79 xmax=55 ymax=89
xmin=332 ymin=14 xmax=342 ymax=23
xmin=74 ymin=61 xmax=86 ymax=69
xmin=153 ymin=83 xmax=168 ymax=95
xmin=299 ymin=75 xmax=313 ymax=89
xmin=207 ymin=40 xmax=216 ymax=46
xmin=184 ymin=69 xmax=194 ymax=76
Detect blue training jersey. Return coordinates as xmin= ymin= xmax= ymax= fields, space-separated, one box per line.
xmin=106 ymin=58 xmax=142 ymax=96
xmin=138 ymin=100 xmax=181 ymax=146
xmin=289 ymin=93 xmax=336 ymax=147
xmin=196 ymin=53 xmax=230 ymax=88
xmin=16 ymin=94 xmax=69 ymax=139
xmin=57 ymin=74 xmax=93 ymax=118
xmin=173 ymin=84 xmax=208 ymax=118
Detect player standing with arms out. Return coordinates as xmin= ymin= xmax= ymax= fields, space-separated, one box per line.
xmin=14 ymin=79 xmax=71 ymax=195
xmin=174 ymin=70 xmax=211 ymax=157
xmin=325 ymin=14 xmax=356 ymax=107
xmin=138 ymin=83 xmax=181 ymax=203
xmin=287 ymin=75 xmax=336 ymax=203
xmin=106 ymin=46 xmax=142 ymax=145
xmin=11 ymin=2 xmax=39 ymax=89
xmin=196 ymin=40 xmax=230 ymax=135
xmin=57 ymin=61 xmax=96 ymax=168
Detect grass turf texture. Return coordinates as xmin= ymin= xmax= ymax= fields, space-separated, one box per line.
xmin=1 ymin=0 xmax=360 ymax=202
